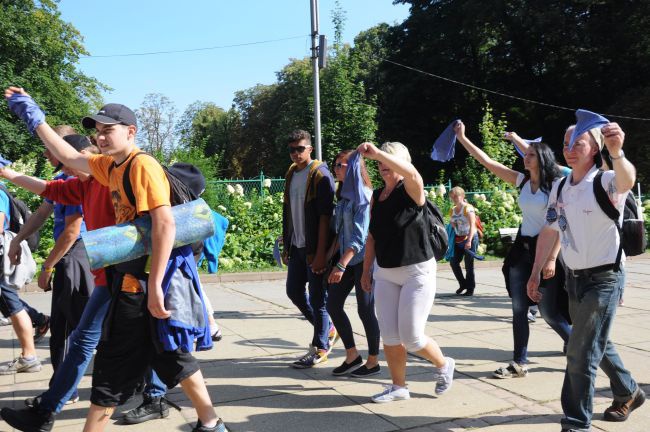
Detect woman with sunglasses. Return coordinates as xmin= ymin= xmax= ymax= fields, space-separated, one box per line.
xmin=357 ymin=141 xmax=455 ymax=403
xmin=454 ymin=121 xmax=571 ymax=379
xmin=325 ymin=150 xmax=381 ymax=377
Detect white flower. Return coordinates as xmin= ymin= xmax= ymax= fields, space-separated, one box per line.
xmin=230 ymin=224 xmax=237 ymax=231
xmin=234 ymin=184 xmax=244 ymax=196
xmin=226 ymin=184 xmax=235 ymax=194
xmin=263 ymin=178 xmax=272 ymax=188
xmin=513 ymin=214 xmax=523 ymax=224
xmin=265 ymin=196 xmax=274 ymax=204
xmin=243 ymin=202 xmax=252 ymax=209
xmin=429 ymin=189 xmax=437 ymax=199
xmin=437 ymin=184 xmax=446 ymax=196
xmin=477 ymin=244 xmax=487 ymax=255
xmin=217 ymin=205 xmax=227 ymax=213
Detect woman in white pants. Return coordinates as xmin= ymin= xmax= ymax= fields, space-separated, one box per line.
xmin=358 ymin=141 xmax=455 ymax=403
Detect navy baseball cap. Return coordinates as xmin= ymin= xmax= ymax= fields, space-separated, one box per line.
xmin=82 ymin=103 xmax=137 ymax=129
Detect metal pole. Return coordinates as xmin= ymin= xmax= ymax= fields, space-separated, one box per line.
xmin=310 ymin=0 xmax=322 ymax=161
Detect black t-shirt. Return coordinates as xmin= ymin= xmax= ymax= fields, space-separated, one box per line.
xmin=369 ymin=181 xmax=433 ymax=268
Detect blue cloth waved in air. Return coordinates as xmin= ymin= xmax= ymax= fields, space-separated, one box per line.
xmin=513 ymin=136 xmax=542 ymax=158
xmin=198 ymin=210 xmax=229 ymax=274
xmin=341 ymin=151 xmax=369 ymax=206
xmin=157 ymin=245 xmax=212 ymax=352
xmin=8 ymin=94 xmax=46 ymax=135
xmin=568 ymin=109 xmax=609 ymax=151
xmin=431 ymin=120 xmax=460 ymax=162
xmin=0 ymin=154 xmax=11 ymax=168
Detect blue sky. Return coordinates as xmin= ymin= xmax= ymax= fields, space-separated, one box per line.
xmin=58 ymin=1 xmax=409 ymax=116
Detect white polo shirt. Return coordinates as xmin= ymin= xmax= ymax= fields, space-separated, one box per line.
xmin=545 ymin=166 xmax=626 ymax=270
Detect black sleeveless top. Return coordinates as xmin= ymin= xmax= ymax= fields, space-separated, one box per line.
xmin=369 ymin=181 xmax=433 ymax=268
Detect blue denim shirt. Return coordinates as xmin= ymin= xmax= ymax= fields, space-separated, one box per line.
xmin=335 ymin=187 xmax=372 ymax=267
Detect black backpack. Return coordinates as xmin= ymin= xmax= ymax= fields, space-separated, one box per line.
xmin=0 ymin=183 xmax=40 ymax=252
xmin=108 ymin=152 xmax=202 ymax=208
xmin=425 ymin=198 xmax=449 ymax=261
xmin=592 ymin=171 xmax=647 ymax=257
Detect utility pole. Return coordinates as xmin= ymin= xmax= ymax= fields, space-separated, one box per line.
xmin=310 ymin=0 xmax=322 ymax=161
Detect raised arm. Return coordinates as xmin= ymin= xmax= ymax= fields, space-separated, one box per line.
xmin=455 ymin=121 xmax=520 ymax=186
xmin=4 ymin=87 xmax=91 ymax=174
xmin=0 ymin=167 xmax=47 ymax=195
xmin=357 ymin=142 xmax=425 ymax=206
xmin=602 ymin=123 xmax=635 ymax=193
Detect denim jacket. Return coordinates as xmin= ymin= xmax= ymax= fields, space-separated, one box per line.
xmin=335 ymin=187 xmax=372 ymax=267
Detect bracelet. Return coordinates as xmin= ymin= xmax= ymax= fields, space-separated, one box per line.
xmin=609 ymin=150 xmax=625 ymax=160
xmin=335 ymin=262 xmax=347 ymax=272
xmin=41 ymin=265 xmax=54 ymax=273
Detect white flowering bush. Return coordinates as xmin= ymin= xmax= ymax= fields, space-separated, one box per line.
xmin=471 ymin=188 xmax=522 ymax=256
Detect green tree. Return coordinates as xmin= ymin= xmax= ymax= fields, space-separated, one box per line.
xmin=0 ymin=0 xmax=106 ymax=167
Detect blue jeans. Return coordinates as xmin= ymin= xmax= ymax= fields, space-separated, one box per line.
xmin=143 ymin=367 xmax=167 ymax=399
xmin=509 ymin=258 xmax=572 ymax=364
xmin=449 ymin=234 xmax=479 ymax=291
xmin=286 ymin=246 xmax=330 ymax=350
xmin=326 ymin=262 xmax=380 ymax=356
xmin=560 ymin=268 xmax=638 ymax=431
xmin=39 ymin=285 xmax=111 ymax=414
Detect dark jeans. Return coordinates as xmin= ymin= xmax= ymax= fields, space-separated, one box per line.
xmin=325 ymin=262 xmax=380 ymax=356
xmin=509 ymin=258 xmax=572 ymax=364
xmin=22 ymin=300 xmax=48 ymax=327
xmin=560 ymin=268 xmax=638 ymax=431
xmin=285 ymin=246 xmax=330 ymax=350
xmin=449 ymin=234 xmax=479 ymax=291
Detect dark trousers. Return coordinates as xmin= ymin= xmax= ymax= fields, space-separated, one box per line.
xmin=326 ymin=262 xmax=380 ymax=356
xmin=285 ymin=246 xmax=330 ymax=350
xmin=449 ymin=234 xmax=479 ymax=292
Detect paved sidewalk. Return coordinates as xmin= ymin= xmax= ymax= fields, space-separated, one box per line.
xmin=0 ymin=255 xmax=648 ymax=431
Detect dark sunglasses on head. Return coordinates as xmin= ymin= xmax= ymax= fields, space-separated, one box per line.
xmin=288 ymin=146 xmax=308 ymax=154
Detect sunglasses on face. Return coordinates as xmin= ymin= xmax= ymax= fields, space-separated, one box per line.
xmin=334 ymin=162 xmax=348 ymax=169
xmin=288 ymin=146 xmax=308 ymax=154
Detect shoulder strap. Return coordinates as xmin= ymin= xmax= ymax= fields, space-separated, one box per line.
xmin=108 ymin=152 xmax=149 ymax=208
xmin=518 ymin=174 xmax=530 ymax=191
xmin=593 ymin=171 xmax=620 ymax=222
xmin=556 ymin=176 xmax=568 ymax=202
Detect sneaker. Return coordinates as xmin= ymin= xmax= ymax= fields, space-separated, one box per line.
xmin=434 ymin=357 xmax=455 ymax=395
xmin=350 ymin=364 xmax=381 ymax=378
xmin=371 ymin=385 xmax=410 ymax=403
xmin=332 ymin=356 xmax=363 ymax=376
xmin=192 ymin=418 xmax=226 ymax=432
xmin=527 ymin=310 xmax=537 ymax=322
xmin=211 ymin=328 xmax=223 ymax=342
xmin=290 ymin=346 xmax=316 ymax=367
xmin=291 ymin=349 xmax=327 ymax=369
xmin=34 ymin=315 xmax=50 ymax=342
xmin=603 ymin=388 xmax=645 ymax=422
xmin=0 ymin=316 xmax=11 ymax=326
xmin=65 ymin=395 xmax=80 ymax=405
xmin=123 ymin=395 xmax=173 ymax=424
xmin=1 ymin=400 xmax=55 ymax=432
xmin=326 ymin=324 xmax=339 ymax=354
xmin=0 ymin=356 xmax=42 ymax=375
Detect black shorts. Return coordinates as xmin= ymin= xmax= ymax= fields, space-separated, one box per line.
xmin=90 ymin=291 xmax=200 ymax=407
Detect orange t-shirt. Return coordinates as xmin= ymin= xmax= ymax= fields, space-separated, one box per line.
xmin=88 ymin=149 xmax=171 ymax=224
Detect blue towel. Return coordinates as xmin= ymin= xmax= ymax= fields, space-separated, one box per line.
xmin=431 ymin=120 xmax=460 ymax=162
xmin=569 ymin=109 xmax=609 ymax=151
xmin=198 ymin=210 xmax=229 ymax=274
xmin=0 ymin=155 xmax=11 ymax=168
xmin=7 ymin=94 xmax=46 ymax=135
xmin=273 ymin=238 xmax=283 ymax=267
xmin=340 ymin=151 xmax=369 ymax=206
xmin=514 ymin=137 xmax=542 ymax=158
xmin=444 ymin=224 xmax=455 ymax=261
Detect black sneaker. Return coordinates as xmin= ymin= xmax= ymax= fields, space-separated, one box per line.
xmin=123 ymin=395 xmax=177 ymax=424
xmin=1 ymin=400 xmax=55 ymax=432
xmin=193 ymin=418 xmax=227 ymax=432
xmin=332 ymin=356 xmax=363 ymax=376
xmin=34 ymin=315 xmax=50 ymax=343
xmin=350 ymin=364 xmax=381 ymax=378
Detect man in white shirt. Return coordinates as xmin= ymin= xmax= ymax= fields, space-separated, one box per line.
xmin=528 ymin=123 xmax=644 ymax=432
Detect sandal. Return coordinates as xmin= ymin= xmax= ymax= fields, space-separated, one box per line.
xmin=492 ymin=361 xmax=528 ymax=379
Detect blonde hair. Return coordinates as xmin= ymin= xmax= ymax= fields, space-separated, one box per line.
xmin=380 ymin=141 xmax=411 ymax=163
xmin=53 ymin=125 xmax=76 ymax=137
xmin=450 ymin=186 xmax=465 ymax=198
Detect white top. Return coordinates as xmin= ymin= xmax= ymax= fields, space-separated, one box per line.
xmin=450 ymin=203 xmax=474 ymax=238
xmin=516 ymin=173 xmax=549 ymax=237
xmin=545 ymin=166 xmax=626 ymax=270
xmin=289 ymin=165 xmax=310 ymax=248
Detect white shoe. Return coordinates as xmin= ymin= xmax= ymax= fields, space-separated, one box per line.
xmin=371 ymin=385 xmax=410 ymax=403
xmin=434 ymin=357 xmax=455 ymax=395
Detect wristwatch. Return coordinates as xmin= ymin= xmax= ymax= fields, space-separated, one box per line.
xmin=609 ymin=150 xmax=625 ymax=160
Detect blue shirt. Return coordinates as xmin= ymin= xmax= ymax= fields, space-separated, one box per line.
xmin=0 ymin=186 xmax=10 ymax=231
xmin=45 ymin=173 xmax=87 ymax=241
xmin=334 ymin=187 xmax=372 ymax=267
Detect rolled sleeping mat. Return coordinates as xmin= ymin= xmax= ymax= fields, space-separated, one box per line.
xmin=82 ymin=198 xmax=215 ymax=270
